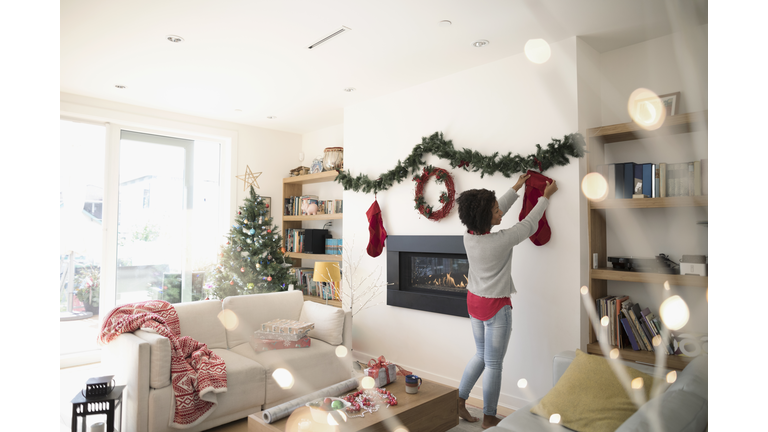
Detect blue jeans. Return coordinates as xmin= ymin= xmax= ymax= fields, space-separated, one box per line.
xmin=458 ymin=305 xmax=513 ymax=416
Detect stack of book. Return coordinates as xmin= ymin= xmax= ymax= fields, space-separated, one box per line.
xmin=324 ymin=238 xmax=343 ymax=255
xmin=285 ymin=228 xmax=305 ymax=253
xmin=284 ymin=196 xmax=344 ymax=215
xmin=595 ymin=295 xmax=674 ymax=354
xmin=595 ymin=159 xmax=707 ymax=199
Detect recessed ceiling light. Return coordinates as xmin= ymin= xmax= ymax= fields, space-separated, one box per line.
xmin=343 ymin=87 xmax=356 ymax=92
xmin=472 ymin=39 xmax=489 ymax=48
xmin=115 ymin=85 xmax=126 ymax=89
xmin=439 ymin=20 xmax=452 ymax=27
xmin=267 ymin=116 xmax=276 ymax=119
xmin=166 ymin=35 xmax=184 ymax=43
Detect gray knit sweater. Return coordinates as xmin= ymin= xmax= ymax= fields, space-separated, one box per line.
xmin=463 ymin=187 xmax=549 ymax=298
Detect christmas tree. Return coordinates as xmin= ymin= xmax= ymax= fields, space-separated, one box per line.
xmin=208 ymin=186 xmax=296 ymax=299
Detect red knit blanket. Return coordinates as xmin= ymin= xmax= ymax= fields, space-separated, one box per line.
xmin=98 ymin=300 xmax=227 ymax=429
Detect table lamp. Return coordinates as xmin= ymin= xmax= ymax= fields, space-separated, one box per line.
xmin=313 ymin=262 xmax=341 ymax=304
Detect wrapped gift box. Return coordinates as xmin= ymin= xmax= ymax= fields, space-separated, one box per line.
xmin=260 ymin=319 xmax=315 ymax=335
xmin=364 ymin=364 xmax=397 ymax=387
xmin=253 ymin=330 xmax=310 ymax=342
xmin=250 ymin=336 xmax=311 ymax=352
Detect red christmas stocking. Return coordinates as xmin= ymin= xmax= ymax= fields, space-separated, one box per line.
xmin=366 ymin=198 xmax=387 ymax=257
xmin=518 ymin=169 xmax=552 ymax=246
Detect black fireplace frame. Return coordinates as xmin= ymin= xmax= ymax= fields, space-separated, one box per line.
xmin=387 ymin=235 xmax=469 ymax=318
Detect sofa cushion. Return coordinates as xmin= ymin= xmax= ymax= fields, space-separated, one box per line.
xmin=667 ymin=355 xmax=708 ymax=400
xmin=230 ymin=338 xmax=352 ymax=408
xmin=530 ymin=349 xmax=656 ymax=432
xmin=222 ymin=291 xmax=305 ymax=349
xmin=615 ymin=389 xmax=708 ymax=432
xmin=173 ymin=300 xmax=228 ymax=349
xmin=489 ymin=401 xmax=572 ymax=432
xmin=147 ymin=348 xmax=267 ymax=431
xmin=299 ymin=301 xmax=345 ymax=346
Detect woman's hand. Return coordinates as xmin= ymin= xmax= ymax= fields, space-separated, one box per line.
xmin=543 ymin=180 xmax=558 ymax=199
xmin=513 ymin=173 xmax=531 ymax=192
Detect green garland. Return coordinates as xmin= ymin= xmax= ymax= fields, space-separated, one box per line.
xmin=334 ymin=131 xmax=585 ymax=194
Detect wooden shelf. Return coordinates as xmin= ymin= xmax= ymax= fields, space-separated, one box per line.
xmin=590 ymin=195 xmax=707 ymax=209
xmin=303 ymin=295 xmax=342 ymax=309
xmin=590 ymin=269 xmax=707 ymax=287
xmin=283 ymin=213 xmax=343 ymax=222
xmin=286 ymin=252 xmax=342 ymax=262
xmin=283 ymin=171 xmax=343 ymax=269
xmin=586 ymin=342 xmax=692 ymax=371
xmin=585 ymin=111 xmax=708 ymax=358
xmin=587 ymin=111 xmax=707 ymax=144
xmin=283 ymin=170 xmax=339 ymax=185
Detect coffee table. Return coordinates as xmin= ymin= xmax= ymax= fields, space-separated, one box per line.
xmin=248 ymin=376 xmax=458 ymax=432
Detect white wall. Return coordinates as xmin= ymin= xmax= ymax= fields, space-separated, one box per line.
xmin=343 ymin=38 xmax=583 ymax=410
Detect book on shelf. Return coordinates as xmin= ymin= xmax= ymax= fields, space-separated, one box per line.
xmin=642 ymin=163 xmax=653 ymax=198
xmin=615 ymin=295 xmax=630 ymax=348
xmin=624 ymin=163 xmax=635 ymax=199
xmin=632 ymin=303 xmax=657 ymax=352
xmin=621 ymin=302 xmax=650 ymax=351
xmin=633 ymin=163 xmax=643 ymax=196
xmin=653 ymin=164 xmax=659 ymax=198
xmin=659 ymin=163 xmax=667 ymax=197
xmin=620 ymin=318 xmax=641 ymax=351
xmin=615 ymin=163 xmax=625 ymax=199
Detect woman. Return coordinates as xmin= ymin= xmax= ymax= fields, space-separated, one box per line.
xmin=455 ymin=173 xmax=557 ymax=428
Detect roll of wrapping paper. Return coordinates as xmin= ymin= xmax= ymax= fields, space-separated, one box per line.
xmin=261 ymin=377 xmax=360 ymax=424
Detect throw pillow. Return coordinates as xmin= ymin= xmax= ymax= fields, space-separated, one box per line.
xmin=530 ymin=349 xmax=655 ymax=432
xmin=298 ymin=301 xmax=345 ymax=346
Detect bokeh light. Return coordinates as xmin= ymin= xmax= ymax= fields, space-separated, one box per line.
xmin=549 ymin=413 xmax=561 ymax=424
xmin=601 ymin=316 xmax=610 ymax=326
xmin=627 ymin=88 xmax=666 ymax=130
xmin=393 ymin=427 xmax=409 ymax=432
xmin=659 ymin=295 xmax=690 ymax=330
xmin=217 ymin=309 xmax=239 ymax=330
xmin=335 ymin=345 xmax=348 ymax=357
xmin=652 ymin=335 xmax=662 ymax=347
xmin=581 ymin=172 xmax=609 ymax=201
xmin=517 ymin=378 xmax=528 ymax=388
xmin=610 ymin=348 xmax=619 ymax=359
xmin=327 ymin=410 xmax=347 ymax=426
xmin=361 ymin=376 xmax=376 ymax=389
xmin=631 ymin=377 xmax=644 ymax=389
xmin=272 ymin=368 xmax=295 ymax=389
xmin=580 ymin=286 xmax=589 ymax=295
xmin=666 ymin=371 xmax=677 ymax=384
xmin=525 ymin=39 xmax=551 ymax=64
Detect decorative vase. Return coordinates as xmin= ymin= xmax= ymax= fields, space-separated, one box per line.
xmin=323 ymin=147 xmax=344 ymax=171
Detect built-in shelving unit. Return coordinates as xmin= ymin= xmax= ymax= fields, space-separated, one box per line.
xmin=282 ymin=170 xmax=343 ymax=306
xmin=586 ymin=110 xmax=708 ymax=371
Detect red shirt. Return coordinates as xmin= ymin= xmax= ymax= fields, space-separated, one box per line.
xmin=467 ymin=291 xmax=512 ymax=321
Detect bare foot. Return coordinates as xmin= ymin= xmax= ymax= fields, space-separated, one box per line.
xmin=458 ymin=405 xmax=479 ymax=422
xmin=457 ymin=399 xmax=479 ymax=422
xmin=481 ymin=414 xmax=502 ymax=429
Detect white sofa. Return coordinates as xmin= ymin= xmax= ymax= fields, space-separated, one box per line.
xmin=489 ymin=350 xmax=708 ymax=432
xmin=101 ymin=290 xmax=353 ymax=432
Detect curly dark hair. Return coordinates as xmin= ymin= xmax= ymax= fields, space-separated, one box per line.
xmin=457 ymin=188 xmax=496 ymax=233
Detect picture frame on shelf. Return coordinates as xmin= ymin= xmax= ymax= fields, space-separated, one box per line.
xmin=658 ymin=92 xmax=681 ymax=116
xmin=635 ymin=91 xmax=681 ymax=118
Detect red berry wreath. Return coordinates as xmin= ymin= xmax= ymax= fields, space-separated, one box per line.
xmin=413 ymin=166 xmax=455 ymax=221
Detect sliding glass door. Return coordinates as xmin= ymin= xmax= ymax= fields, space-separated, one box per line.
xmin=60 ymin=119 xmax=225 ymax=365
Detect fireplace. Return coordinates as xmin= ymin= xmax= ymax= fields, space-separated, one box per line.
xmin=387 ymin=235 xmax=469 ymax=318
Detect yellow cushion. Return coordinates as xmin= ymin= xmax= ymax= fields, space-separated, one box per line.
xmin=530 ymin=349 xmax=655 ymax=432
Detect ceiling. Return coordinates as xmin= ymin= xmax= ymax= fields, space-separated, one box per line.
xmin=60 ymin=0 xmax=708 ymax=135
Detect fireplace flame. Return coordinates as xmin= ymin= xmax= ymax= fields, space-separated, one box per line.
xmin=426 ymin=272 xmax=467 ymax=288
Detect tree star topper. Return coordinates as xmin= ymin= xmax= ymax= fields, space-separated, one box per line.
xmin=237 ymin=165 xmax=262 ymax=190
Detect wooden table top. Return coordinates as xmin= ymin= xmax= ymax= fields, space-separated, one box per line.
xmin=248 ymin=376 xmax=459 ymax=432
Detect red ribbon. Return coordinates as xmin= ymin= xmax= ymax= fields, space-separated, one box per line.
xmin=458 ymin=160 xmax=469 ymax=168
xmin=366 ymin=356 xmax=413 ymax=382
